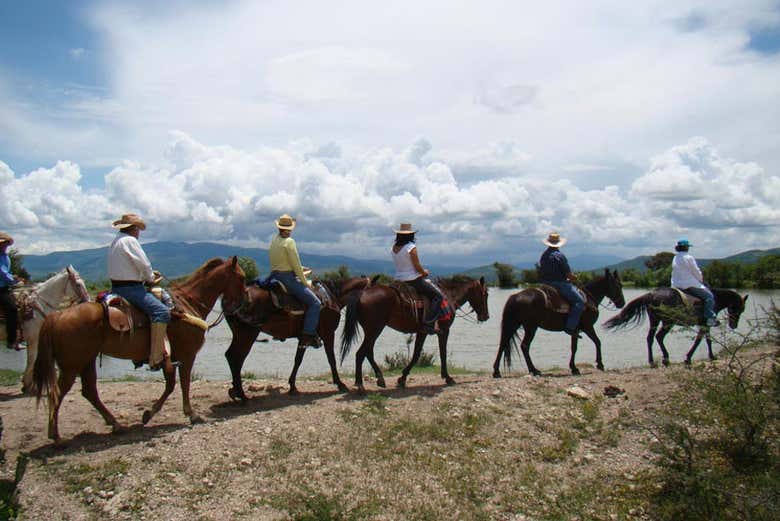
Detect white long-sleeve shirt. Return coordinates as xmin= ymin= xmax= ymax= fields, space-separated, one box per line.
xmin=107 ymin=233 xmax=154 ymax=282
xmin=671 ymin=252 xmax=705 ymax=289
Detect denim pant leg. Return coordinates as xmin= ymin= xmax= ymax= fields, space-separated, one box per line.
xmin=550 ymin=281 xmax=585 ymax=330
xmin=0 ymin=288 xmax=18 ymax=345
xmin=409 ymin=277 xmax=444 ymax=323
xmin=273 ymin=272 xmax=321 ymax=335
xmin=112 ymin=285 xmax=171 ymax=323
xmin=684 ymin=287 xmax=716 ymax=320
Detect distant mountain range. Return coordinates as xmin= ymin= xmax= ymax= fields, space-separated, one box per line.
xmin=19 ymin=241 xmax=780 ymax=283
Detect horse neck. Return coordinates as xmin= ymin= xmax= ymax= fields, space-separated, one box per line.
xmin=35 ymin=271 xmax=69 ymax=302
xmin=711 ymin=289 xmax=735 ymax=312
xmin=176 ymin=270 xmax=225 ymax=318
xmin=584 ymin=277 xmax=608 ymax=304
xmin=438 ymin=280 xmax=471 ymax=309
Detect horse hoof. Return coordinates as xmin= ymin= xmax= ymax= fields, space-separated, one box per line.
xmin=228 ymin=387 xmax=241 ymax=402
xmin=662 ymin=359 xmax=670 ymax=367
xmin=356 ymin=386 xmax=367 ymax=395
xmin=288 ymin=387 xmax=300 ymax=396
xmin=445 ymin=377 xmax=456 ymax=386
xmin=571 ymin=368 xmax=581 ymax=376
xmin=649 ymin=362 xmax=658 ymax=369
xmin=684 ymin=358 xmax=692 ymax=366
xmin=396 ymin=377 xmax=406 ymax=388
xmin=596 ymin=364 xmax=605 ymax=372
xmin=111 ymin=424 xmax=126 ymax=435
xmin=376 ymin=378 xmax=386 ymax=388
xmin=190 ymin=414 xmax=204 ymax=425
xmin=492 ymin=371 xmax=501 ymax=379
xmin=142 ymin=410 xmax=152 ymax=425
xmin=709 ymin=356 xmax=718 ymax=361
xmin=336 ymin=383 xmax=350 ymax=393
xmin=531 ymin=370 xmax=542 ymax=377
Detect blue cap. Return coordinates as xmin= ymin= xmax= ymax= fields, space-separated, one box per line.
xmin=676 ymin=238 xmax=691 ymax=248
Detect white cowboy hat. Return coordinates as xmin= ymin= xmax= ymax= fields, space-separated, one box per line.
xmin=394 ymin=223 xmax=416 ymax=234
xmin=275 ymin=214 xmax=296 ymax=231
xmin=112 ymin=213 xmax=147 ymax=230
xmin=542 ymin=232 xmax=567 ymax=248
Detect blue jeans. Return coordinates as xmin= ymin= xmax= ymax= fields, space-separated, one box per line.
xmin=682 ymin=286 xmax=716 ymax=320
xmin=546 ymin=280 xmax=585 ymax=331
xmin=271 ymin=271 xmax=321 ymax=335
xmin=111 ymin=283 xmax=171 ymax=323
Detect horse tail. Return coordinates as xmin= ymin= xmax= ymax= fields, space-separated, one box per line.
xmin=33 ymin=314 xmax=59 ymax=410
xmin=498 ymin=298 xmax=521 ymax=370
xmin=340 ymin=295 xmax=362 ymax=364
xmin=603 ymin=293 xmax=651 ymax=330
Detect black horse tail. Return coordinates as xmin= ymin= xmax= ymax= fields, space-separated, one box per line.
xmin=603 ymin=293 xmax=651 ymax=330
xmin=498 ymin=300 xmax=521 ymax=370
xmin=33 ymin=314 xmax=60 ymax=411
xmin=340 ymin=296 xmax=362 ymax=364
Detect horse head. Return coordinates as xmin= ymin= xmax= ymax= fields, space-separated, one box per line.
xmin=466 ymin=276 xmax=490 ymax=322
xmin=725 ymin=292 xmax=748 ymax=329
xmin=65 ymin=265 xmax=90 ymax=303
xmin=604 ymin=268 xmax=625 ymax=309
xmin=220 ymin=256 xmax=247 ymax=315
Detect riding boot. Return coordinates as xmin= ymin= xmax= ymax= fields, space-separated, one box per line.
xmin=149 ymin=323 xmax=178 ymax=372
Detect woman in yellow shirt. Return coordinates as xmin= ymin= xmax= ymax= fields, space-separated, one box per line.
xmin=269 ymin=214 xmax=321 ymax=348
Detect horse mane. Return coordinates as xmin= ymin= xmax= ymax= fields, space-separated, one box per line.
xmin=179 ymin=258 xmax=226 ymax=286
xmin=435 ymin=275 xmax=475 ymax=288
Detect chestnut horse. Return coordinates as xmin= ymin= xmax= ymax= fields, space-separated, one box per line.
xmin=340 ymin=276 xmax=489 ymax=393
xmin=493 ymin=270 xmax=625 ymax=377
xmin=224 ymin=276 xmax=372 ymax=401
xmin=33 ymin=257 xmax=246 ymax=442
xmin=602 ymin=288 xmax=747 ymax=367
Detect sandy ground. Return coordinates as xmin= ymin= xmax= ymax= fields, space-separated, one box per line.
xmin=0 ymin=344 xmax=776 ymax=520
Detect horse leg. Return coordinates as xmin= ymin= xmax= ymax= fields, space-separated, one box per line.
xmin=685 ymin=327 xmax=706 ymax=365
xmin=80 ymin=359 xmax=122 ymax=433
xmin=568 ymin=333 xmax=581 ymax=376
xmin=438 ymin=329 xmax=455 ymax=385
xmin=397 ymin=333 xmax=426 ymax=388
xmin=366 ymin=346 xmax=386 ymax=388
xmin=178 ymin=359 xmax=203 ymax=424
xmin=520 ymin=326 xmax=541 ymax=377
xmin=288 ymin=347 xmax=306 ymax=396
xmin=322 ymin=328 xmax=348 ymax=392
xmin=581 ymin=325 xmax=603 ymax=371
xmin=706 ymin=329 xmax=716 ymax=360
xmin=646 ymin=319 xmax=659 ymax=367
xmin=49 ymin=370 xmax=77 ymax=442
xmin=224 ymin=323 xmax=258 ymax=403
xmin=141 ymin=362 xmax=178 ymax=425
xmin=21 ymin=327 xmax=39 ymax=394
xmin=354 ymin=328 xmax=382 ymax=393
xmin=656 ymin=323 xmax=672 ymax=367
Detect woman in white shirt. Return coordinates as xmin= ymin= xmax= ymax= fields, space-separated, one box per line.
xmin=670 ymin=238 xmax=719 ymax=327
xmin=391 ymin=223 xmax=446 ymax=334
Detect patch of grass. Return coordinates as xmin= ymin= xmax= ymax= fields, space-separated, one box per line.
xmin=540 ymin=428 xmax=579 ymax=462
xmin=0 ymin=480 xmax=18 ymax=521
xmin=362 ymin=393 xmax=388 ymax=416
xmin=0 ymin=369 xmax=22 ymax=387
xmin=240 ymin=371 xmax=257 ymax=380
xmin=265 ymin=487 xmax=382 ymax=521
xmin=383 ymin=350 xmax=436 ymax=371
xmin=58 ymin=458 xmax=130 ymax=495
xmin=104 ymin=374 xmax=144 ymax=382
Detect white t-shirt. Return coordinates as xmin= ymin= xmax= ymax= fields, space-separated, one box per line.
xmin=392 ymin=242 xmax=420 ymax=281
xmin=671 ymin=252 xmax=705 ymax=289
xmin=107 ymin=233 xmax=155 ymax=282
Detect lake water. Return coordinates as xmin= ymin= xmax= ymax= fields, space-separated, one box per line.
xmin=1 ymin=288 xmax=777 ymax=382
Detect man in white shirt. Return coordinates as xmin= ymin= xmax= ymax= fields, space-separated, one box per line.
xmin=108 ymin=213 xmax=176 ymax=372
xmin=670 ymin=238 xmax=719 ymax=327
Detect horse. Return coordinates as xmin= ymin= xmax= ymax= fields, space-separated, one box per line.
xmin=223 ymin=275 xmax=372 ymax=401
xmin=0 ymin=266 xmax=90 ymax=394
xmin=33 ymin=257 xmax=246 ymax=442
xmin=340 ymin=276 xmax=489 ymax=393
xmin=492 ymin=269 xmax=625 ymax=377
xmin=602 ymin=287 xmax=748 ymax=367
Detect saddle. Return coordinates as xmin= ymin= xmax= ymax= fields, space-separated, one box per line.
xmin=388 ymin=281 xmax=452 ymax=329
xmin=0 ymin=289 xmax=37 ymax=343
xmin=98 ymin=288 xmax=209 ymax=333
xmin=535 ymin=285 xmax=595 ymax=314
xmin=671 ymin=288 xmax=699 ymax=309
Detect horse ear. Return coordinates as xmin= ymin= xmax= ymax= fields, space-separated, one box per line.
xmin=743 ymin=295 xmax=749 ymax=303
xmin=604 ymin=268 xmax=609 ymax=276
xmin=231 ymin=256 xmax=238 ymax=267
xmin=479 ymin=276 xmax=485 ymax=286
xmin=613 ymin=270 xmax=619 ymax=279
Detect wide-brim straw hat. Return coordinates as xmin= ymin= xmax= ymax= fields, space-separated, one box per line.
xmin=112 ymin=213 xmax=147 ymax=230
xmin=394 ymin=223 xmax=416 ymax=234
xmin=275 ymin=214 xmax=296 ymax=231
xmin=0 ymin=232 xmax=13 ymax=245
xmin=543 ymin=232 xmax=567 ymax=248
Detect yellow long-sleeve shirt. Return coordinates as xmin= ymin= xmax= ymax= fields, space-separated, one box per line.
xmin=269 ymin=234 xmax=310 ymax=286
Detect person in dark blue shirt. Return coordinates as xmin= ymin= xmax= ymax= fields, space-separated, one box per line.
xmin=0 ymin=232 xmax=22 ymax=350
xmin=539 ymin=232 xmax=584 ymax=337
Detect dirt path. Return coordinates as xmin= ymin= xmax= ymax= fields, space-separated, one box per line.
xmin=0 ymin=346 xmax=774 ymax=520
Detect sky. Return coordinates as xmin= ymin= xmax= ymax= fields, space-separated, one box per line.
xmin=1 ymin=0 xmax=779 ymax=267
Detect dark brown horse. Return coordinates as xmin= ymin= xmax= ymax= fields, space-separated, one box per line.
xmin=603 ymin=287 xmax=748 ymax=366
xmin=33 ymin=257 xmax=246 ymax=442
xmin=340 ymin=276 xmax=489 ymax=393
xmin=223 ymin=276 xmax=372 ymax=401
xmin=493 ymin=269 xmax=625 ymax=377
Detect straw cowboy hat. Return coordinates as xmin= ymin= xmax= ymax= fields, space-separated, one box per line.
xmin=542 ymin=232 xmax=567 ymax=248
xmin=0 ymin=232 xmax=13 ymax=245
xmin=394 ymin=223 xmax=416 ymax=234
xmin=112 ymin=213 xmax=147 ymax=230
xmin=275 ymin=214 xmax=296 ymax=231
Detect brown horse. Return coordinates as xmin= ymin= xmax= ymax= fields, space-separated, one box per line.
xmin=493 ymin=270 xmax=625 ymax=377
xmin=340 ymin=276 xmax=489 ymax=393
xmin=33 ymin=257 xmax=246 ymax=442
xmin=224 ymin=276 xmax=372 ymax=401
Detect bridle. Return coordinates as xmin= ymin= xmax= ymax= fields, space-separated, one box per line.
xmin=24 ymin=268 xmax=90 ymax=318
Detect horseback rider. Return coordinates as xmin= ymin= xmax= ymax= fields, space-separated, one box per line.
xmin=391 ymin=223 xmax=446 ymax=334
xmin=539 ymin=232 xmax=585 ymax=337
xmin=671 ymin=238 xmax=720 ymax=327
xmin=268 ymin=214 xmax=322 ymax=349
xmin=0 ymin=232 xmax=22 ymax=350
xmin=107 ymin=214 xmax=177 ymax=372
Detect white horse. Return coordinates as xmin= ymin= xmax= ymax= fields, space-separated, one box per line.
xmin=0 ymin=266 xmax=90 ymax=393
